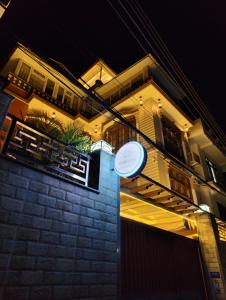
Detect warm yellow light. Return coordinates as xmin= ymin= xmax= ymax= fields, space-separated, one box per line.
xmin=94 ymin=125 xmax=98 ymax=133
xmin=120 ymin=191 xmax=197 ymax=224
xmin=157 ymin=98 xmax=162 ymax=108
xmin=139 ymin=96 xmax=143 ymax=106
xmin=184 ymin=123 xmax=189 ymax=132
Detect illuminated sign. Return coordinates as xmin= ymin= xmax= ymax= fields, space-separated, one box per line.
xmin=114 ymin=141 xmax=147 ymax=178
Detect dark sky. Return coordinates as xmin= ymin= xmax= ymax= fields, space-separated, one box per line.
xmin=1 ymin=0 xmax=226 ymax=133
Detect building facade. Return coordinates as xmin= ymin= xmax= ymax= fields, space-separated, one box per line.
xmin=0 ymin=0 xmax=10 ymax=19
xmin=0 ymin=43 xmax=226 ymax=299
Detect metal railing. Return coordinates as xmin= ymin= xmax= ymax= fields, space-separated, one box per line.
xmin=7 ymin=73 xmax=77 ymax=116
xmin=105 ymin=73 xmax=152 ymax=106
xmin=0 ymin=115 xmax=91 ymax=187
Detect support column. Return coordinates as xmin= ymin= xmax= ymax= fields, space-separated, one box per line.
xmin=197 ymin=214 xmax=226 ymax=300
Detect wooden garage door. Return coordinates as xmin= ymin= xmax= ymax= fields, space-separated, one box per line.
xmin=121 ymin=218 xmax=209 ymax=300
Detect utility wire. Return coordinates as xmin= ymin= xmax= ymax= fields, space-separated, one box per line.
xmin=131 ymin=0 xmax=226 ymax=144
xmin=17 ymin=45 xmax=226 ymax=199
xmin=5 ymin=18 xmax=226 ymax=200
xmin=113 ymin=0 xmax=226 ymax=147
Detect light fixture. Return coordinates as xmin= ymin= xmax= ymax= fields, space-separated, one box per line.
xmin=184 ymin=123 xmax=189 ymax=132
xmin=157 ymin=98 xmax=162 ymax=108
xmin=94 ymin=124 xmax=98 ymax=133
xmin=139 ymin=96 xmax=143 ymax=106
xmin=198 ymin=204 xmax=211 ymax=213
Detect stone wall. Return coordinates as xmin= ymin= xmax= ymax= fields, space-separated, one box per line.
xmin=0 ymin=151 xmax=120 ymax=300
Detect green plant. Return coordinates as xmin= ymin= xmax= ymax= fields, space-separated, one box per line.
xmin=25 ymin=109 xmax=93 ymax=153
xmin=61 ymin=123 xmax=93 ymax=153
xmin=25 ymin=109 xmax=63 ymax=140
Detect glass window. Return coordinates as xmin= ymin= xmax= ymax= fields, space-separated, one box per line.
xmin=110 ymin=91 xmax=120 ymax=104
xmin=57 ymin=86 xmax=64 ymax=102
xmin=217 ymin=203 xmax=226 ymax=221
xmin=18 ymin=63 xmax=31 ymax=81
xmin=29 ymin=73 xmax=44 ymax=91
xmin=45 ymin=79 xmax=55 ymax=96
xmin=121 ymin=83 xmax=131 ymax=98
xmin=104 ymin=117 xmax=136 ymax=152
xmin=33 ymin=69 xmax=45 ymax=79
xmin=131 ymin=74 xmax=143 ymax=89
xmin=162 ymin=116 xmax=185 ymax=162
xmin=169 ymin=166 xmax=193 ymax=200
xmin=8 ymin=58 xmax=18 ymax=73
xmin=206 ymin=158 xmax=218 ymax=183
xmin=64 ymin=91 xmax=72 ymax=106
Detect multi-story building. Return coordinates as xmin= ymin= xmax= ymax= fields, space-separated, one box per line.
xmin=0 ymin=0 xmax=10 ymax=19
xmin=1 ymin=43 xmax=226 ymax=299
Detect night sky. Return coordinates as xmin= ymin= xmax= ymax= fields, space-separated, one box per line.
xmin=1 ymin=0 xmax=226 ymax=133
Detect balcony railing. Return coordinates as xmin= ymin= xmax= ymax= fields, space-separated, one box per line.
xmin=0 ymin=115 xmax=92 ymax=188
xmin=7 ymin=73 xmax=78 ymax=116
xmin=105 ymin=73 xmax=152 ymax=106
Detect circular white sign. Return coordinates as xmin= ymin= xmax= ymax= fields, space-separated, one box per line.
xmin=114 ymin=141 xmax=147 ymax=178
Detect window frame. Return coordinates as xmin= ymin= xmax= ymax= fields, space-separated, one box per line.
xmin=104 ymin=116 xmax=137 ymax=152
xmin=161 ymin=116 xmax=185 ymax=162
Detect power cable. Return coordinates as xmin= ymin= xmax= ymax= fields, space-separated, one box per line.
xmin=4 ymin=20 xmax=226 ymax=202
xmin=18 ymin=44 xmax=226 ymax=198
xmin=116 ymin=0 xmax=226 ymax=147
xmin=131 ymin=0 xmax=226 ymax=144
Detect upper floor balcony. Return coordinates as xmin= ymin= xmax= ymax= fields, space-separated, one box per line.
xmin=99 ymin=72 xmax=152 ymax=106
xmin=6 ymin=73 xmax=78 ymax=116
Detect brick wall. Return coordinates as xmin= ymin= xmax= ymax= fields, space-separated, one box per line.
xmin=0 ymin=150 xmax=120 ymax=300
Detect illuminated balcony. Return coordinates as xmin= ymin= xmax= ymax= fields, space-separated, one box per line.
xmin=6 ymin=73 xmax=78 ymax=116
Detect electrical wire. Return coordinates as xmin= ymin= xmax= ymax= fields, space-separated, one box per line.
xmin=112 ymin=0 xmax=226 ymax=147
xmin=131 ymin=0 xmax=226 ymax=144
xmin=3 ymin=18 xmax=226 ymax=202
xmin=18 ymin=44 xmax=226 ymax=198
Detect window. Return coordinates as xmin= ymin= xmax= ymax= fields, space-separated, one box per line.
xmin=56 ymin=86 xmax=64 ymax=102
xmin=121 ymin=83 xmax=131 ymax=98
xmin=45 ymin=79 xmax=55 ymax=96
xmin=205 ymin=158 xmax=226 ymax=190
xmin=131 ymin=74 xmax=143 ymax=89
xmin=206 ymin=158 xmax=218 ymax=183
xmin=104 ymin=117 xmax=136 ymax=152
xmin=110 ymin=91 xmax=120 ymax=104
xmin=64 ymin=91 xmax=72 ymax=106
xmin=72 ymin=95 xmax=82 ymax=112
xmin=218 ymin=203 xmax=226 ymax=221
xmin=29 ymin=73 xmax=45 ymax=91
xmin=8 ymin=58 xmax=18 ymax=74
xmin=18 ymin=63 xmax=31 ymax=81
xmin=169 ymin=166 xmax=193 ymax=200
xmin=162 ymin=116 xmax=185 ymax=162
